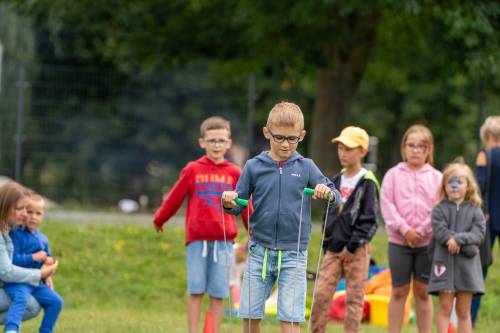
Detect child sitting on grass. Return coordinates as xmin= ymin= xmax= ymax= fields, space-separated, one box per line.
xmin=4 ymin=193 xmax=63 ymax=333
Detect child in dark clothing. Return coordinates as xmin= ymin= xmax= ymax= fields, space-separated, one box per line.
xmin=310 ymin=126 xmax=379 ymax=333
xmin=471 ymin=115 xmax=500 ymax=325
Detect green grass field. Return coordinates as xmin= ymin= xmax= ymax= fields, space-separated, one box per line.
xmin=17 ymin=217 xmax=500 ymax=332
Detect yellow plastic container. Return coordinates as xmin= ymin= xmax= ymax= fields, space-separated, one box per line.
xmin=365 ymin=294 xmax=390 ymax=327
xmin=365 ymin=294 xmax=412 ymax=327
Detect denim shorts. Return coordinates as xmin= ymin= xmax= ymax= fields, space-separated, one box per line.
xmin=238 ymin=240 xmax=307 ymax=323
xmin=186 ymin=240 xmax=233 ymax=298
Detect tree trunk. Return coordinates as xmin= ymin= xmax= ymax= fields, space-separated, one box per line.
xmin=309 ymin=9 xmax=381 ymax=177
xmin=387 ymin=95 xmax=405 ymax=170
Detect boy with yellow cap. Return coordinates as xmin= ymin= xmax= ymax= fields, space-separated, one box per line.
xmin=310 ymin=126 xmax=380 ymax=333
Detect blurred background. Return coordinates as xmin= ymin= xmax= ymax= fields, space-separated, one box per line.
xmin=1 ymin=1 xmax=499 ymax=209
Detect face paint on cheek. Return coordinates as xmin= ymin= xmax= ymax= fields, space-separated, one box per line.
xmin=449 ymin=176 xmax=460 ymax=191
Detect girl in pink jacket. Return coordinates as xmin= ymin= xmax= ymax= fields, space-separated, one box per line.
xmin=381 ymin=125 xmax=442 ymax=333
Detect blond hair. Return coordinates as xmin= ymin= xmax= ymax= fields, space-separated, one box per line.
xmin=29 ymin=193 xmax=45 ymax=203
xmin=200 ymin=116 xmax=231 ymax=138
xmin=438 ymin=160 xmax=482 ymax=207
xmin=480 ymin=116 xmax=500 ymax=145
xmin=266 ymin=102 xmax=304 ymax=130
xmin=0 ymin=182 xmax=30 ymax=233
xmin=400 ymin=124 xmax=435 ymax=165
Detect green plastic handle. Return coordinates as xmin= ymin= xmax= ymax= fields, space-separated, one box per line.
xmin=303 ymin=188 xmax=315 ymax=196
xmin=235 ymin=198 xmax=249 ymax=207
xmin=303 ymin=187 xmax=331 ymax=200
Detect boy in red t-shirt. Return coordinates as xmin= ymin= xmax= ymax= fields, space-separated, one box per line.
xmin=153 ymin=116 xmax=251 ymax=333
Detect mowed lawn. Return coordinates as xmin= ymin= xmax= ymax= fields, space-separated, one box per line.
xmin=17 ymin=215 xmax=500 ymax=333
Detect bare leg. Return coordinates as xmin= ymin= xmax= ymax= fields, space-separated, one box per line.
xmin=209 ymin=296 xmax=224 ymax=333
xmin=413 ymin=280 xmax=433 ymax=333
xmin=437 ymin=292 xmax=454 ymax=333
xmin=388 ymin=284 xmax=410 ymax=333
xmin=455 ymin=292 xmax=473 ymax=333
xmin=243 ymin=319 xmax=261 ymax=333
xmin=188 ymin=294 xmax=203 ymax=333
xmin=281 ymin=321 xmax=300 ymax=333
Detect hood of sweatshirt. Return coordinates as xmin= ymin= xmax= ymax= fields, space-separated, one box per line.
xmin=254 ymin=150 xmax=303 ymax=165
xmin=227 ymin=150 xmax=339 ymax=250
xmin=395 ymin=161 xmax=435 ymax=174
xmin=197 ymin=156 xmax=234 ymax=168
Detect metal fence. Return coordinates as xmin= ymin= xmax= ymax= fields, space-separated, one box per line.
xmin=0 ymin=59 xmax=386 ymax=209
xmin=0 ymin=59 xmax=261 ymax=208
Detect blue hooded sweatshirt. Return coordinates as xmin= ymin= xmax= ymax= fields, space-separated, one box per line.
xmin=226 ymin=151 xmax=340 ymax=251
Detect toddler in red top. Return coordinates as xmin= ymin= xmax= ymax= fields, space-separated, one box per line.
xmin=153 ymin=116 xmax=251 ymax=333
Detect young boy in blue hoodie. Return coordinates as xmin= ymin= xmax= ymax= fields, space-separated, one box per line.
xmin=222 ymin=101 xmax=341 ymax=333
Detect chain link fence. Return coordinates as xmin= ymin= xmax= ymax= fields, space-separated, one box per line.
xmin=0 ymin=59 xmax=261 ymax=208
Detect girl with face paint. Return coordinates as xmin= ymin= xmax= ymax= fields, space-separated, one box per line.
xmin=428 ymin=161 xmax=485 ymax=333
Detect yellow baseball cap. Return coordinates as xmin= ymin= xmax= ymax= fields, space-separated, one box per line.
xmin=331 ymin=126 xmax=369 ymax=149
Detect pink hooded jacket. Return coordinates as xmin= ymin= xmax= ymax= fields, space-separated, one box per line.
xmin=381 ymin=162 xmax=442 ymax=247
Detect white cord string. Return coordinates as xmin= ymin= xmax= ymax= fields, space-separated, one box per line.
xmin=220 ymin=196 xmax=251 ymax=333
xmin=222 ymin=190 xmax=330 ymax=333
xmin=220 ymin=197 xmax=231 ymax=325
xmin=246 ymin=235 xmax=252 ymax=333
xmin=291 ymin=191 xmax=332 ymax=332
xmin=306 ymin=200 xmax=331 ymax=333
xmin=290 ymin=192 xmax=305 ymax=331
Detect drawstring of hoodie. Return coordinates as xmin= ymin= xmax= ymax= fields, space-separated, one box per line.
xmin=220 ymin=196 xmax=252 ymax=332
xmin=201 ymin=240 xmax=219 ymax=263
xmin=260 ymin=248 xmax=283 ymax=282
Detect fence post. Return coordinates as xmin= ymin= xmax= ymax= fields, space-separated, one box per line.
xmin=0 ymin=41 xmax=3 ymax=93
xmin=476 ymin=82 xmax=484 ymax=151
xmin=15 ymin=64 xmax=25 ymax=181
xmin=247 ymin=74 xmax=256 ymax=154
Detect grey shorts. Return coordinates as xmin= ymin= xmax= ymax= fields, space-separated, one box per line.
xmin=388 ymin=242 xmax=431 ymax=287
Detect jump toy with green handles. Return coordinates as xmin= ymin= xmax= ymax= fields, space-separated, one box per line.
xmin=233 ymin=189 xmax=329 ymax=207
xmin=234 ymin=197 xmax=248 ymax=207
xmin=303 ymin=187 xmax=332 ymax=200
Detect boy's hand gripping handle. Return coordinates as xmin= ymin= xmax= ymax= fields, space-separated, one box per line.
xmin=303 ymin=188 xmax=315 ymax=196
xmin=303 ymin=187 xmax=331 ymax=200
xmin=234 ymin=198 xmax=249 ymax=207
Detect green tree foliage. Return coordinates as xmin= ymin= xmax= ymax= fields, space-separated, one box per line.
xmin=5 ymin=0 xmax=500 ymax=205
xmin=0 ymin=2 xmax=35 ymax=63
xmin=14 ymin=0 xmax=500 ymax=168
xmin=11 ymin=0 xmax=383 ymax=177
xmin=352 ymin=1 xmax=500 ymax=173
